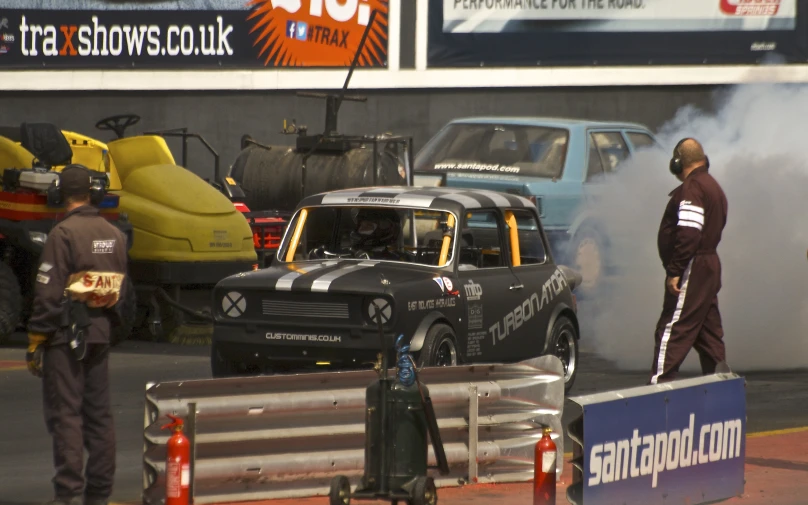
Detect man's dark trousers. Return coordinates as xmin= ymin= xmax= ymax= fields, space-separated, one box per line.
xmin=650 ymin=253 xmax=726 ymax=384
xmin=42 ymin=343 xmax=115 ymax=500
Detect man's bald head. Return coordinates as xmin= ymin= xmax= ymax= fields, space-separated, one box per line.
xmin=676 ymin=138 xmax=707 ymax=169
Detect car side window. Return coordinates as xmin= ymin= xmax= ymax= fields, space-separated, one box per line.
xmin=508 ymin=209 xmax=547 ymax=266
xmin=591 ymin=132 xmax=630 ymax=173
xmin=458 ymin=210 xmax=505 ymax=270
xmin=586 ymin=134 xmax=604 ymax=181
xmin=627 ymin=131 xmax=657 ymax=150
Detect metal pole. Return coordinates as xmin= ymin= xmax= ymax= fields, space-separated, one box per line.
xmin=335 ymin=9 xmax=378 ymax=117
xmin=373 ymin=140 xmax=379 ymax=186
xmin=187 ymin=402 xmax=198 ymax=503
xmin=181 ymin=128 xmax=189 ymax=169
xmin=468 ymin=384 xmax=479 ymax=484
xmin=143 ymin=382 xmax=155 ymax=496
xmin=374 ymin=303 xmax=390 ymax=494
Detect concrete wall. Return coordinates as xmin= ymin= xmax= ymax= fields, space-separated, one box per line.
xmin=0 ymin=86 xmax=724 ymax=180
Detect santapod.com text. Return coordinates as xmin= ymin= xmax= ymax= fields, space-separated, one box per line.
xmin=588 ymin=413 xmax=743 ymax=489
xmin=17 ymin=15 xmax=234 ymax=58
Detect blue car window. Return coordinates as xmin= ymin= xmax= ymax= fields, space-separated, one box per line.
xmin=591 ymin=132 xmax=630 ymax=173
xmin=626 ymin=131 xmax=657 ymax=149
xmin=415 ymin=123 xmax=569 ymax=179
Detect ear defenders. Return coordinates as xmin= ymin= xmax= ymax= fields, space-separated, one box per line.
xmin=669 ymin=138 xmax=710 ymax=176
xmin=46 ymin=164 xmax=108 ymax=207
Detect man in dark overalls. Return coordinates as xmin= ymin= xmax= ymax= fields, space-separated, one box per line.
xmin=651 ymin=138 xmax=729 ymax=385
xmin=26 ymin=164 xmax=130 ymax=505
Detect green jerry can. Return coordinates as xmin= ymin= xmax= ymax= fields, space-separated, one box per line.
xmin=329 ymin=331 xmax=450 ymax=505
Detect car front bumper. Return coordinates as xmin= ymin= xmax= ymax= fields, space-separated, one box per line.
xmin=212 ymin=322 xmax=398 ymax=371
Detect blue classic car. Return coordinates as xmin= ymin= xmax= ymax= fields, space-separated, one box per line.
xmin=413 ymin=117 xmax=660 ymax=296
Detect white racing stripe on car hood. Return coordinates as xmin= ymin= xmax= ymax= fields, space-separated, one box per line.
xmin=311 ymin=263 xmax=377 ymax=292
xmin=275 ymin=264 xmax=327 ymax=291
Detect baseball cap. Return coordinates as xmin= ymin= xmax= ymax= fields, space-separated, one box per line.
xmin=59 ymin=164 xmax=92 ymax=197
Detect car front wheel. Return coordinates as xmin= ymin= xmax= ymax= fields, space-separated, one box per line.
xmin=417 ymin=323 xmax=458 ymax=368
xmin=546 ymin=315 xmax=579 ymax=393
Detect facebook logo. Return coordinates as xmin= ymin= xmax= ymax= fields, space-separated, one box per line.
xmin=295 ymin=21 xmax=308 ymax=41
xmin=286 ymin=20 xmax=308 ymax=41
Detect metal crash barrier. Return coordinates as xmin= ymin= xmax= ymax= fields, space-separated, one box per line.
xmin=143 ymin=355 xmax=565 ymax=504
xmin=566 ymin=372 xmax=746 ymax=505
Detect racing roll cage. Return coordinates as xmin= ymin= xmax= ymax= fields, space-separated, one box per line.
xmin=280 ymin=205 xmax=528 ymax=270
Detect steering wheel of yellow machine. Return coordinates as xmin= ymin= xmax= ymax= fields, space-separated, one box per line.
xmin=95 ymin=114 xmax=141 ymax=139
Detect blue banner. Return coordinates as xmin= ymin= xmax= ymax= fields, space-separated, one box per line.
xmin=572 ymin=375 xmax=745 ymax=505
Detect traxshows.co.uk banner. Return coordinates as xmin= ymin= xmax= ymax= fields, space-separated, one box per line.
xmin=429 ymin=0 xmax=808 ymax=67
xmin=0 ymin=0 xmax=388 ymax=68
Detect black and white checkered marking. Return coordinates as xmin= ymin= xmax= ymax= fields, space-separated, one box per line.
xmin=222 ymin=291 xmax=247 ymax=317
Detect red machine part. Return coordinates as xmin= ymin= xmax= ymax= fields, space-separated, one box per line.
xmin=0 ymin=190 xmax=120 ymax=221
xmin=233 ymin=202 xmax=287 ymax=256
xmin=534 ymin=426 xmax=557 ymax=505
xmin=161 ymin=414 xmax=191 ymax=505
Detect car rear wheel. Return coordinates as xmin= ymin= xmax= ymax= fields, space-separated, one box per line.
xmin=546 ymin=315 xmax=579 ymax=393
xmin=417 ymin=323 xmax=458 ymax=368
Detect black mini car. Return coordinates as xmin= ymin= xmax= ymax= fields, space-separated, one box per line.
xmin=211 ymin=186 xmax=583 ymax=391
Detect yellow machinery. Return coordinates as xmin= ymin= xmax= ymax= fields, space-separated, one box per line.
xmin=0 ymin=116 xmax=257 ymax=344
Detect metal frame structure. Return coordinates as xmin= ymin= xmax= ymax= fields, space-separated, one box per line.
xmin=142 ymin=355 xmax=565 ymax=504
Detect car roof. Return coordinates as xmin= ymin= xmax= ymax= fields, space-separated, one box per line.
xmin=447 ymin=116 xmax=654 ymax=132
xmin=298 ymin=186 xmax=536 ymax=214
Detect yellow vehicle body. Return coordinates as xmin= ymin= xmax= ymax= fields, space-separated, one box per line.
xmin=61 ymin=130 xmax=257 ymax=265
xmin=0 ymin=126 xmax=257 ymax=343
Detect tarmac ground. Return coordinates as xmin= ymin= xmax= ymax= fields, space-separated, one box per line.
xmin=1 ymin=335 xmax=806 ymax=505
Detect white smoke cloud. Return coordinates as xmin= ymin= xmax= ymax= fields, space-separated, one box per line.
xmin=579 ymin=83 xmax=808 ymax=373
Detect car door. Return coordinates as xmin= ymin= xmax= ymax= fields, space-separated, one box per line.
xmin=502 ymin=207 xmax=559 ymax=359
xmin=455 ymin=208 xmax=525 ymax=362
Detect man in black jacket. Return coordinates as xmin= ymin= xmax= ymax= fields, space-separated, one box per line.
xmin=27 ymin=164 xmax=131 ymax=505
xmin=651 ymin=138 xmax=729 ymax=385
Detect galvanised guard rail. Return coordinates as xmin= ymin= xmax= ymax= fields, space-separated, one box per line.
xmin=143 ymin=355 xmax=565 ymax=504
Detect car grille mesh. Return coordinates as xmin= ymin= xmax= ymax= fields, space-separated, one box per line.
xmin=262 ymin=300 xmax=350 ymax=319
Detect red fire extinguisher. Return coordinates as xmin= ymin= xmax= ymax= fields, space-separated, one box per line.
xmin=162 ymin=414 xmax=191 ymax=505
xmin=534 ymin=426 xmax=557 ymax=505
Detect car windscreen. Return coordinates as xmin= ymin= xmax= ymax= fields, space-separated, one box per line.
xmin=278 ymin=206 xmax=457 ymax=267
xmin=414 ymin=123 xmax=569 ymax=178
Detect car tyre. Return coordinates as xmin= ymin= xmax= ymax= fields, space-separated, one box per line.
xmin=569 ymin=226 xmax=605 ymax=298
xmin=417 ymin=323 xmax=458 ymax=368
xmin=546 ymin=315 xmax=579 ymax=394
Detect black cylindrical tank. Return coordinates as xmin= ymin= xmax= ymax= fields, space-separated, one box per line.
xmin=361 ymin=377 xmax=429 ymax=493
xmin=231 ymin=143 xmax=407 ymax=213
